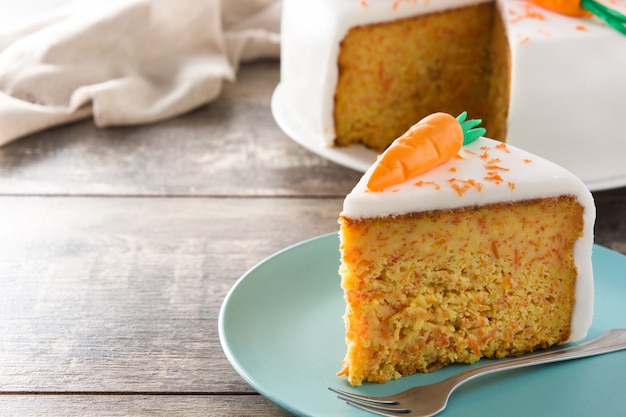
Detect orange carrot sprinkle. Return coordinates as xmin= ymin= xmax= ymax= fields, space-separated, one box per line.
xmin=510 ymin=3 xmax=547 ymax=23
xmin=483 ymin=164 xmax=510 ymax=171
xmin=448 ymin=178 xmax=483 ymax=196
xmin=484 ymin=172 xmax=505 ymax=184
xmin=414 ymin=180 xmax=441 ymax=190
xmin=496 ymin=143 xmax=511 ymax=153
xmin=449 ymin=182 xmax=465 ymax=196
xmin=392 ymin=0 xmax=418 ymax=10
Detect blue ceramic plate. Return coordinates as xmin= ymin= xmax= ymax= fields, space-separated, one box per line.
xmin=219 ymin=233 xmax=626 ymax=417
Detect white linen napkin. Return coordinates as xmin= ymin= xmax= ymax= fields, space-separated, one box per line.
xmin=0 ymin=0 xmax=281 ymax=146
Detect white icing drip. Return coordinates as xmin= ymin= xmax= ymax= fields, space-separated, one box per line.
xmin=499 ymin=0 xmax=626 ymax=185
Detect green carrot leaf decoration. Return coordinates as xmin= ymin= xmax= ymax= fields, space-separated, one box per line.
xmin=530 ymin=0 xmax=626 ymax=35
xmin=457 ymin=112 xmax=486 ymax=145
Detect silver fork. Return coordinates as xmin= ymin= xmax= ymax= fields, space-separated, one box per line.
xmin=329 ymin=328 xmax=626 ymax=417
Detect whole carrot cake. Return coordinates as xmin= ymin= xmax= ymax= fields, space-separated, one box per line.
xmin=337 ymin=113 xmax=595 ymax=386
xmin=279 ymin=0 xmax=626 ymax=185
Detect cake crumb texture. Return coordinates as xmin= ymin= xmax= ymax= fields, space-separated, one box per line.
xmin=334 ymin=3 xmax=505 ymax=150
xmin=338 ymin=196 xmax=583 ymax=386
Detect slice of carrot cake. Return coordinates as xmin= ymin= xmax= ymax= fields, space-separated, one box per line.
xmin=337 ymin=112 xmax=595 ymax=386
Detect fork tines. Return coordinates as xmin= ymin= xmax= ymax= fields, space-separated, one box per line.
xmin=328 ymin=387 xmax=411 ymax=415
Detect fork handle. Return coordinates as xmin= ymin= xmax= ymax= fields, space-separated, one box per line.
xmin=450 ymin=329 xmax=626 ymax=387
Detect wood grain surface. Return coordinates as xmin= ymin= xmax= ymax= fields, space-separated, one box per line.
xmin=0 ymin=60 xmax=624 ymax=416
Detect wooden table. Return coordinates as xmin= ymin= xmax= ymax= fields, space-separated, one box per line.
xmin=0 ymin=60 xmax=624 ymax=416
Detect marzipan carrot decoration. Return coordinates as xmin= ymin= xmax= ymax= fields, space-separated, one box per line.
xmin=367 ymin=112 xmax=485 ymax=192
xmin=529 ymin=0 xmax=590 ymax=17
xmin=529 ymin=0 xmax=626 ymax=34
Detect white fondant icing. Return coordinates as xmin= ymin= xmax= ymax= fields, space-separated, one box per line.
xmin=280 ymin=0 xmax=626 ymax=186
xmin=341 ymin=136 xmax=595 ymax=342
xmin=500 ymin=0 xmax=626 ymax=185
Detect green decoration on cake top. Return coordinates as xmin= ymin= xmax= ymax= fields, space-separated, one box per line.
xmin=457 ymin=112 xmax=487 ymax=146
